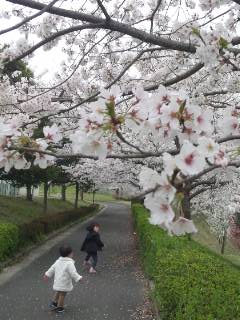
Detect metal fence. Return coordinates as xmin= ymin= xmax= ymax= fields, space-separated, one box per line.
xmin=0 ymin=182 xmax=19 ymax=197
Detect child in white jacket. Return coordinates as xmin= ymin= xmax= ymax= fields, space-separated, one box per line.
xmin=44 ymin=245 xmax=82 ymax=313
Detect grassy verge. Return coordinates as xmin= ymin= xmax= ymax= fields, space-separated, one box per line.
xmin=0 ymin=196 xmax=74 ymax=225
xmin=40 ymin=185 xmax=116 ymax=203
xmin=0 ymin=201 xmax=99 ymax=269
xmin=132 ymin=203 xmax=240 ymax=320
xmin=193 ymin=214 xmax=240 ymax=266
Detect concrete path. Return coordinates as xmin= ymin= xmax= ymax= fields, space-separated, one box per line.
xmin=0 ymin=203 xmax=154 ymax=320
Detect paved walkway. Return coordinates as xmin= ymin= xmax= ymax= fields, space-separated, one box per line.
xmin=0 ymin=203 xmax=154 ymax=320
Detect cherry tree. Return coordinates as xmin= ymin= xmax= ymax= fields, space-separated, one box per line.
xmin=0 ymin=0 xmax=240 ymax=235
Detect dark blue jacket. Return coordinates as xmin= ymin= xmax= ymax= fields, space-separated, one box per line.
xmin=81 ymin=225 xmax=104 ymax=253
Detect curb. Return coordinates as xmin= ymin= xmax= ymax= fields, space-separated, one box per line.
xmin=0 ymin=205 xmax=106 ymax=286
xmin=148 ymin=280 xmax=161 ymax=320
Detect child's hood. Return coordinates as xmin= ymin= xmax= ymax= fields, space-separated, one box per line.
xmin=58 ymin=257 xmax=75 ymax=263
xmin=86 ymin=222 xmax=97 ymax=232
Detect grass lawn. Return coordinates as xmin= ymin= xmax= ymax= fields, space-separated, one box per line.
xmin=193 ymin=214 xmax=240 ymax=267
xmin=42 ymin=184 xmax=116 ymax=203
xmin=0 ymin=196 xmax=75 ymax=225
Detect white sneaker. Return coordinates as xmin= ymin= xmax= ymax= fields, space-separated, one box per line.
xmin=89 ymin=267 xmax=97 ymax=273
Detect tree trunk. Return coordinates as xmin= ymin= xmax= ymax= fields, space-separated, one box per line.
xmin=74 ymin=182 xmax=79 ymax=209
xmin=26 ymin=184 xmax=33 ymax=201
xmin=221 ymin=230 xmax=227 ymax=255
xmin=61 ymin=184 xmax=66 ymax=201
xmin=80 ymin=189 xmax=84 ymax=201
xmin=43 ymin=182 xmax=48 ymax=213
xmin=182 ymin=190 xmax=191 ymax=220
xmin=93 ymin=191 xmax=95 ymax=204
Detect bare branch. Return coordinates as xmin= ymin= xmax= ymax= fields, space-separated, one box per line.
xmin=189 ymin=187 xmax=210 ymax=200
xmin=106 ymin=47 xmax=164 ymax=88
xmin=217 ymin=135 xmax=240 ymax=144
xmin=123 ymin=62 xmax=204 ymax=95
xmin=8 ymin=23 xmax=105 ymax=63
xmin=116 ymin=131 xmax=146 ymax=154
xmin=96 ymin=0 xmax=111 ymax=21
xmin=0 ymin=0 xmax=59 ymax=36
xmin=150 ymin=0 xmax=162 ymax=33
xmin=6 ymin=0 xmax=197 ymax=53
xmin=125 ymin=184 xmax=160 ymax=201
xmin=231 ymin=0 xmax=240 ymax=7
xmin=6 ymin=0 xmax=240 ymax=55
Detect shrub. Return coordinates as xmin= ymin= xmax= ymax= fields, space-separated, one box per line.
xmin=0 ymin=223 xmax=19 ymax=261
xmin=132 ymin=203 xmax=240 ymax=320
xmin=18 ymin=204 xmax=99 ymax=244
xmin=19 ymin=220 xmax=45 ymax=245
xmin=0 ymin=204 xmax=99 ymax=264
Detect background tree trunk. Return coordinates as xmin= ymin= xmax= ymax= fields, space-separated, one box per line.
xmin=74 ymin=182 xmax=79 ymax=209
xmin=182 ymin=190 xmax=191 ymax=219
xmin=26 ymin=184 xmax=33 ymax=201
xmin=61 ymin=184 xmax=66 ymax=201
xmin=43 ymin=182 xmax=48 ymax=213
xmin=221 ymin=230 xmax=227 ymax=254
xmin=80 ymin=189 xmax=84 ymax=201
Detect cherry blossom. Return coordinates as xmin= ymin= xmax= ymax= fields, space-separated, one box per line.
xmin=0 ymin=0 xmax=240 ymax=237
xmin=170 ymin=217 xmax=198 ymax=236
xmin=43 ymin=124 xmax=62 ymax=143
xmin=175 ymin=141 xmax=206 ymax=175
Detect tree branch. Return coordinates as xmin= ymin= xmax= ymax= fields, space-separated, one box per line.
xmin=0 ymin=0 xmax=59 ymax=36
xmin=116 ymin=131 xmax=146 ymax=154
xmin=106 ymin=47 xmax=164 ymax=88
xmin=8 ymin=23 xmax=105 ymax=63
xmin=6 ymin=0 xmax=197 ymax=53
xmin=96 ymin=0 xmax=111 ymax=21
xmin=189 ymin=187 xmax=210 ymax=200
xmin=150 ymin=0 xmax=162 ymax=33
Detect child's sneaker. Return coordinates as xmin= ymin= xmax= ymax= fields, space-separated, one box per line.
xmin=89 ymin=267 xmax=97 ymax=273
xmin=55 ymin=307 xmax=65 ymax=313
xmin=50 ymin=301 xmax=58 ymax=310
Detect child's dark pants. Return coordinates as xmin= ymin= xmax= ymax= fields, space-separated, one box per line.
xmin=85 ymin=252 xmax=98 ymax=268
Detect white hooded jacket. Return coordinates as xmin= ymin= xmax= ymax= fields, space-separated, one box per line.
xmin=45 ymin=257 xmax=82 ymax=292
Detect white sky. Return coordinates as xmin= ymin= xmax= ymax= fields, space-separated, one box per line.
xmin=0 ymin=1 xmax=66 ymax=82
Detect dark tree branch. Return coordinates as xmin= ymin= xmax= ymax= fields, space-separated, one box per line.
xmin=6 ymin=0 xmax=240 ymax=50
xmin=190 ymin=178 xmax=216 ymax=190
xmin=96 ymin=0 xmax=111 ymax=21
xmin=116 ymin=131 xmax=146 ymax=154
xmin=106 ymin=47 xmax=164 ymax=88
xmin=8 ymin=23 xmax=105 ymax=63
xmin=150 ymin=0 xmax=162 ymax=33
xmin=6 ymin=0 xmax=197 ymax=53
xmin=123 ymin=62 xmax=204 ymax=95
xmin=0 ymin=0 xmax=59 ymax=36
xmin=189 ymin=187 xmax=210 ymax=200
xmin=231 ymin=0 xmax=240 ymax=7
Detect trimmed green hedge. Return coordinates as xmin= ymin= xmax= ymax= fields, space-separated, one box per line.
xmin=0 ymin=204 xmax=99 ymax=263
xmin=0 ymin=223 xmax=19 ymax=261
xmin=19 ymin=204 xmax=99 ymax=244
xmin=132 ymin=203 xmax=240 ymax=320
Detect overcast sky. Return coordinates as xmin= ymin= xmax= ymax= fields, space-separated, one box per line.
xmin=0 ymin=1 xmax=66 ymax=82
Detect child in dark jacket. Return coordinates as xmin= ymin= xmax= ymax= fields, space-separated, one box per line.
xmin=81 ymin=222 xmax=104 ymax=273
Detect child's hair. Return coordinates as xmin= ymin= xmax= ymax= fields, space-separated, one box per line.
xmin=87 ymin=222 xmax=100 ymax=231
xmin=59 ymin=245 xmax=73 ymax=257
xmin=93 ymin=223 xmax=100 ymax=228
